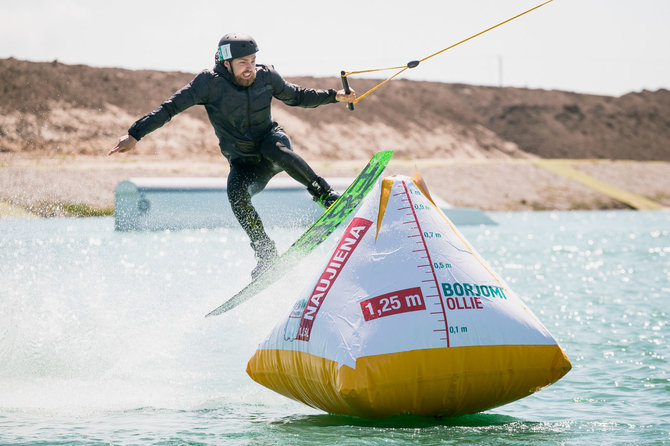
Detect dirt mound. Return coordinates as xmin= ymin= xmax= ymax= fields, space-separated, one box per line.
xmin=1 ymin=58 xmax=669 ymax=161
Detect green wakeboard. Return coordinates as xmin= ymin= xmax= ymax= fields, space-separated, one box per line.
xmin=205 ymin=150 xmax=393 ymax=316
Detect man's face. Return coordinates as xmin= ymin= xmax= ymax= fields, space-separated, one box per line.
xmin=225 ymin=55 xmax=256 ymax=87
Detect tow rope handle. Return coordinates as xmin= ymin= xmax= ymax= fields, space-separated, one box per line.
xmin=340 ymin=71 xmax=354 ymax=111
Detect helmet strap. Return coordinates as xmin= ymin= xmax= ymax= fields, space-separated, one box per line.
xmin=222 ymin=60 xmax=243 ymax=87
xmin=223 ymin=60 xmax=233 ymax=76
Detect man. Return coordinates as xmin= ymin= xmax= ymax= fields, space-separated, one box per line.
xmin=109 ymin=33 xmax=356 ymax=278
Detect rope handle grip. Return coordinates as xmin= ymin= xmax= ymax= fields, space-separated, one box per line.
xmin=340 ymin=71 xmax=354 ymax=111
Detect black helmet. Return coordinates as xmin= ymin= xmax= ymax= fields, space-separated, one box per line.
xmin=217 ymin=33 xmax=259 ymax=61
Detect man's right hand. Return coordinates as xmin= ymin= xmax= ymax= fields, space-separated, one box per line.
xmin=108 ymin=134 xmax=137 ymax=156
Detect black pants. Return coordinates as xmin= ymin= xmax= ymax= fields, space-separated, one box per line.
xmin=227 ymin=129 xmax=319 ymax=246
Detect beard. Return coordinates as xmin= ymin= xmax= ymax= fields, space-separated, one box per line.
xmin=234 ymin=68 xmax=256 ymax=87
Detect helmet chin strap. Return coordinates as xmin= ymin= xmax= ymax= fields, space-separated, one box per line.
xmin=223 ymin=61 xmax=248 ymax=88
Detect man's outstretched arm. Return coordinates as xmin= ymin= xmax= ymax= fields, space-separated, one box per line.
xmin=107 ymin=71 xmax=211 ymax=156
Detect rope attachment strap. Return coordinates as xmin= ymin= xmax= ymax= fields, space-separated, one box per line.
xmin=340 ymin=0 xmax=553 ymax=110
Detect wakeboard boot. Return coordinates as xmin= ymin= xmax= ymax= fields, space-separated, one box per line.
xmin=308 ymin=177 xmax=340 ymax=209
xmin=250 ymin=237 xmax=278 ymax=279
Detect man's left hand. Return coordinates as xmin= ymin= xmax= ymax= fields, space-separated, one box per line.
xmin=335 ymin=88 xmax=356 ymax=103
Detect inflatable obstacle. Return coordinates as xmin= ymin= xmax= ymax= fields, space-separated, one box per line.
xmin=247 ymin=174 xmax=571 ymax=418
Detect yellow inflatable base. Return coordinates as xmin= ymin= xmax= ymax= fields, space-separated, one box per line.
xmin=247 ymin=345 xmax=571 ymax=418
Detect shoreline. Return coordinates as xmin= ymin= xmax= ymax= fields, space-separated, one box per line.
xmin=1 ymin=156 xmax=669 ymax=218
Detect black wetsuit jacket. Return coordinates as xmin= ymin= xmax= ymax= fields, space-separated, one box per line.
xmin=128 ymin=63 xmax=338 ymax=162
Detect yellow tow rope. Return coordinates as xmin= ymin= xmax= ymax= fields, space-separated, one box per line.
xmin=340 ymin=0 xmax=554 ymax=109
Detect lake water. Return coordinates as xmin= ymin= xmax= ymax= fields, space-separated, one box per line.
xmin=1 ymin=211 xmax=668 ymax=445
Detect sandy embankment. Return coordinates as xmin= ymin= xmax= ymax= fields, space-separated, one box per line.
xmin=1 ymin=155 xmax=668 ymax=218
xmin=2 ymin=59 xmax=669 ymax=216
